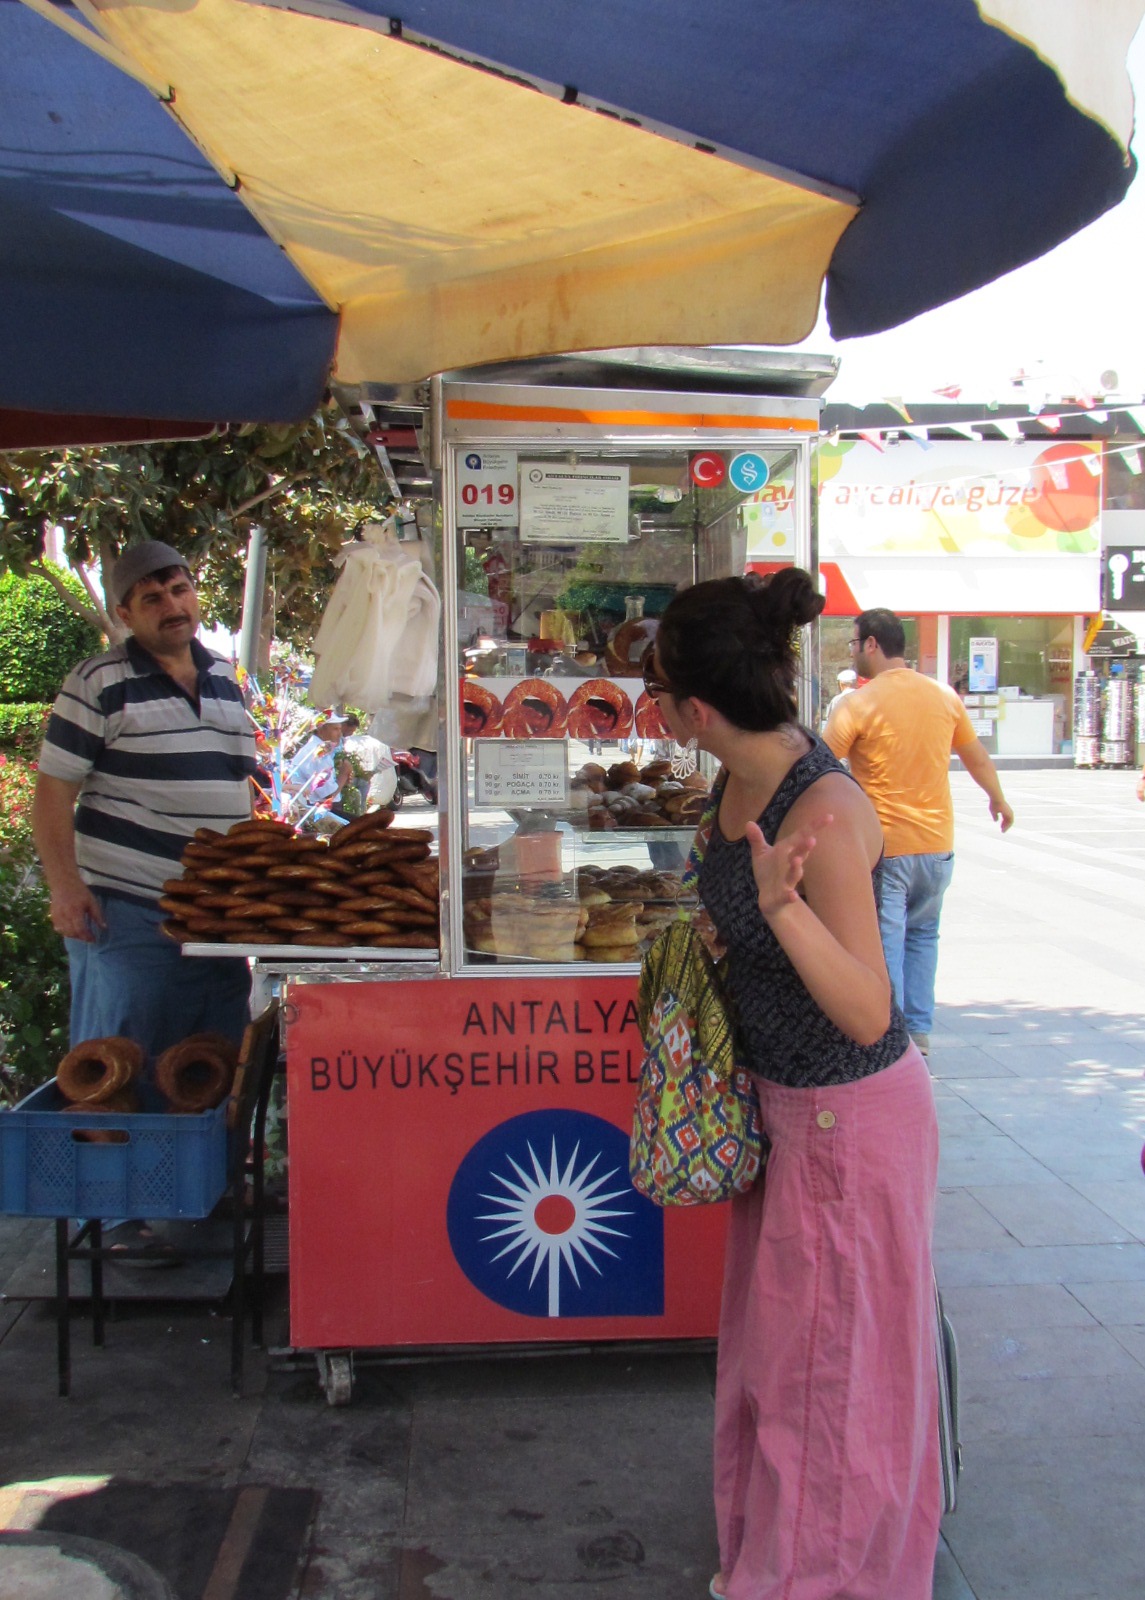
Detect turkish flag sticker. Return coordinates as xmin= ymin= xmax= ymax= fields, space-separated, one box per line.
xmin=690 ymin=451 xmax=726 ymax=487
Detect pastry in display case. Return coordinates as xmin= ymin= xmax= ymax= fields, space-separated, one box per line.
xmin=451 ymin=437 xmax=797 ymax=967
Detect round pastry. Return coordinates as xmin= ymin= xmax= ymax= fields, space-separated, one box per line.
xmin=155 ymin=1034 xmax=238 ymax=1113
xmin=161 ymin=876 xmax=209 ymax=898
xmin=577 ymin=887 xmax=611 ymax=908
xmin=461 ymin=681 xmax=504 ymax=738
xmin=634 ymin=690 xmax=669 ymax=739
xmin=193 ymin=827 xmax=227 ymax=846
xmin=63 ymin=1087 xmax=139 ymax=1142
xmin=580 ymin=944 xmax=640 ymax=963
xmin=501 ymin=678 xmax=568 ymax=738
xmin=57 ymin=1036 xmax=144 ymax=1104
xmin=566 ymin=679 xmax=634 ymax=741
xmin=581 ymin=905 xmax=640 ymax=946
xmin=606 ymin=761 xmax=640 ymax=788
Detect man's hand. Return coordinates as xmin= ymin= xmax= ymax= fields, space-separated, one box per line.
xmin=989 ymin=796 xmax=1014 ymax=833
xmin=49 ymin=877 xmax=105 ymax=942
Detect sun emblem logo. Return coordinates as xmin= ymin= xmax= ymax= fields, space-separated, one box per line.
xmin=447 ymin=1110 xmax=664 ymax=1320
xmin=477 ymin=1136 xmax=631 ymax=1317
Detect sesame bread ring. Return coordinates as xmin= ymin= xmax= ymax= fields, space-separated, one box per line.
xmin=161 ymin=876 xmax=209 ymax=898
xmin=329 ymin=812 xmax=396 ymax=849
xmin=177 ymin=914 xmax=242 ymax=938
xmin=224 ymin=928 xmax=277 ymax=944
xmin=264 ymin=861 xmax=330 ymax=882
xmin=197 ymin=863 xmax=260 ymax=884
xmin=461 ymin=680 xmax=504 ymax=738
xmin=224 ymin=899 xmax=286 ymax=921
xmin=161 ymin=921 xmax=194 ymax=942
xmin=371 ymin=930 xmax=439 ymax=949
xmin=566 ymin=679 xmax=634 ymax=740
xmin=338 ymin=919 xmax=403 ymax=937
xmin=63 ymin=1087 xmax=139 ymax=1141
xmin=295 ymin=930 xmax=357 ymax=946
xmin=634 ymin=689 xmax=669 ymax=739
xmin=155 ymin=1034 xmax=237 ymax=1113
xmin=193 ymin=827 xmax=228 ymax=846
xmin=501 ymin=678 xmax=568 ymax=738
xmin=226 ymin=818 xmax=296 ymax=841
xmin=57 ymin=1036 xmax=144 ymax=1104
xmin=181 ymin=841 xmax=227 ymax=865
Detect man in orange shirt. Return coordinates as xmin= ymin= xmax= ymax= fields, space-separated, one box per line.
xmin=824 ymin=609 xmax=1014 ymax=1056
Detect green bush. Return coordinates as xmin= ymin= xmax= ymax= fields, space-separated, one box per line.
xmin=0 ymin=568 xmax=102 ymax=704
xmin=0 ymin=755 xmax=69 ymax=1103
xmin=0 ymin=702 xmax=51 ymax=758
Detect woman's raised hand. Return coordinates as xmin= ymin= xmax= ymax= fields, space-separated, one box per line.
xmin=746 ymin=816 xmax=831 ymax=920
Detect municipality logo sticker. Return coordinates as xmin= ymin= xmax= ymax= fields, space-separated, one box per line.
xmin=447 ymin=1110 xmax=664 ymax=1319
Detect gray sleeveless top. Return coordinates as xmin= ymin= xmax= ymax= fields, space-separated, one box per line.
xmin=699 ymin=735 xmax=910 ymax=1088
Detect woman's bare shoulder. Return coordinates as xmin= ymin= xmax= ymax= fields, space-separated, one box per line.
xmin=784 ymin=770 xmax=884 ymax=858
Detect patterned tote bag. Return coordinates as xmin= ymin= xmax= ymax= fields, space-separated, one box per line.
xmin=629 ymin=777 xmax=766 ymax=1206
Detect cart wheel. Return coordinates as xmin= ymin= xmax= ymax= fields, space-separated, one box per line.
xmin=319 ymin=1351 xmax=354 ymax=1407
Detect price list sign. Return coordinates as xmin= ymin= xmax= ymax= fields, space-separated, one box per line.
xmin=475 ymin=740 xmax=569 ymax=806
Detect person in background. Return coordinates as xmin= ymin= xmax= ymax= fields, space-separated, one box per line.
xmin=33 ymin=542 xmax=259 ymax=1060
xmin=284 ymin=713 xmax=358 ymax=818
xmin=646 ymin=569 xmax=940 ymax=1600
xmin=823 ymin=607 xmax=1013 ymax=1057
xmin=822 ymin=665 xmax=857 ymax=724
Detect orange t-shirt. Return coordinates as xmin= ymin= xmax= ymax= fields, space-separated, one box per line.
xmin=823 ymin=669 xmax=977 ymax=856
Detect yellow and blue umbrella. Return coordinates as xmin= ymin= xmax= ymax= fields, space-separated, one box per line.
xmin=3 ymin=0 xmax=1141 ymax=424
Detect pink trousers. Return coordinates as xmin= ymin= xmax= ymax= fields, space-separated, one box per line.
xmin=713 ymin=1048 xmax=940 ymax=1600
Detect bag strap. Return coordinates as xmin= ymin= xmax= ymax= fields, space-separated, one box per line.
xmin=679 ymin=767 xmax=727 ymax=896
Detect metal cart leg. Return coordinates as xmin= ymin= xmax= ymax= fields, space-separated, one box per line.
xmin=55 ymin=1218 xmax=70 ymax=1398
xmin=90 ymin=1219 xmax=105 ymax=1348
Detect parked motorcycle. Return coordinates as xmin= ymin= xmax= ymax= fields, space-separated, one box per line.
xmin=390 ymin=747 xmax=438 ymax=808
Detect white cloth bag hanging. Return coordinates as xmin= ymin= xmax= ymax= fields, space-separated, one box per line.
xmin=308 ymin=521 xmax=440 ymax=710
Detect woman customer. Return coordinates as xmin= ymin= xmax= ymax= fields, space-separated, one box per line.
xmin=645 ymin=569 xmax=940 ymax=1600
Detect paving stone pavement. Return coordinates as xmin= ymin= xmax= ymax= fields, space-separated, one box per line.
xmin=1 ymin=767 xmax=1144 ymax=1599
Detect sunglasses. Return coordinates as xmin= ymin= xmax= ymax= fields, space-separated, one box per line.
xmin=642 ymin=647 xmax=673 ymax=700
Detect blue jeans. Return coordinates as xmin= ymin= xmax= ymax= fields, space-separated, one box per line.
xmin=877 ymin=852 xmax=955 ymax=1037
xmin=66 ymin=892 xmax=251 ymax=1064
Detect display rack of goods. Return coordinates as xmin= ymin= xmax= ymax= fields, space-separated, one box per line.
xmin=158 ymin=813 xmax=440 ymax=950
xmin=462 ymin=863 xmax=696 ymax=964
xmin=571 ymin=759 xmax=710 ymax=831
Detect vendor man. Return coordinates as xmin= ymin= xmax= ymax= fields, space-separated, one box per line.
xmin=32 ymin=541 xmax=259 ymax=1057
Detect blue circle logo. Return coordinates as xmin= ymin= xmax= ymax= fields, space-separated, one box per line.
xmin=447 ymin=1109 xmax=664 ymax=1320
xmin=465 ymin=452 xmax=482 ymax=470
xmin=728 ymin=452 xmax=770 ymax=493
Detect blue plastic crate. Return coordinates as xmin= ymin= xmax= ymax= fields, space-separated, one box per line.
xmin=0 ymin=1081 xmax=229 ymax=1219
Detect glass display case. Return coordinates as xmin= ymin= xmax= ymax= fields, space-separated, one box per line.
xmin=440 ymin=387 xmax=816 ymax=973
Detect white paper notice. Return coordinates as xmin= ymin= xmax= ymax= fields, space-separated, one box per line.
xmin=456 ymin=448 xmax=519 ymax=529
xmin=474 ymin=740 xmax=569 ymax=806
xmin=519 ymin=461 xmax=630 ymax=544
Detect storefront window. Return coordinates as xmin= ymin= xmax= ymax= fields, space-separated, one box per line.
xmin=949 ymin=615 xmax=1073 ymax=751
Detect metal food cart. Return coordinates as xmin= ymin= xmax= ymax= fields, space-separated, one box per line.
xmin=199 ymin=349 xmax=832 ymax=1402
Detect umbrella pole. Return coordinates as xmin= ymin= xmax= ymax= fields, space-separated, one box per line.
xmin=238 ymin=523 xmax=268 ymax=679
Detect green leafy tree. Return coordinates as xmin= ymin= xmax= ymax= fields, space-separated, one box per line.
xmin=0 ymin=567 xmax=103 ymax=703
xmin=0 ymin=755 xmax=69 ymax=1102
xmin=0 ymin=403 xmax=391 ymax=660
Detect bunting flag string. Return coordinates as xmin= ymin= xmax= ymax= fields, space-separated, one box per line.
xmin=829 ymin=399 xmax=1145 ymax=448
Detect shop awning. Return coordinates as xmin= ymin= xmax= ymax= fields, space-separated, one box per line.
xmin=3 ymin=0 xmax=1141 ymax=424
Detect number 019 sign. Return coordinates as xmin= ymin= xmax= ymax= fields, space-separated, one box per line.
xmin=455 ymin=448 xmax=518 ymax=529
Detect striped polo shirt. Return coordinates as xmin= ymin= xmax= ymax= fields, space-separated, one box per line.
xmin=38 ymin=636 xmax=258 ymax=905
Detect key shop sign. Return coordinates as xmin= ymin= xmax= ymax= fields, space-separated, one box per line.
xmin=1102 ymin=544 xmax=1145 ymax=612
xmin=286 ymin=977 xmax=728 ymax=1349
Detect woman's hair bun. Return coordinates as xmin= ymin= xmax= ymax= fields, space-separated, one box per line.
xmin=745 ymin=566 xmax=825 ymax=632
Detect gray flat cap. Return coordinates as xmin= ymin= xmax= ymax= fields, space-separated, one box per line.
xmin=111 ymin=541 xmax=191 ymax=607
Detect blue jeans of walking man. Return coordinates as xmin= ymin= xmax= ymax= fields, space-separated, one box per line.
xmin=877 ymin=852 xmax=955 ymax=1038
